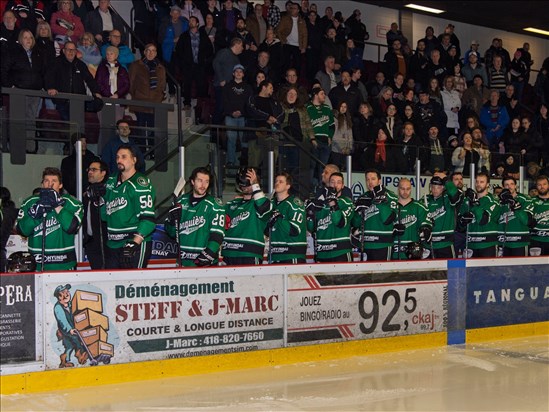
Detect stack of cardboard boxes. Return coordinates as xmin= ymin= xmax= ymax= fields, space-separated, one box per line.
xmin=72 ymin=290 xmax=114 ymax=360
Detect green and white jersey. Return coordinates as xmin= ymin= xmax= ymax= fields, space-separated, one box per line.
xmin=531 ymin=196 xmax=549 ymax=243
xmin=165 ymin=193 xmax=225 ymax=266
xmin=306 ymin=103 xmax=334 ymax=143
xmin=352 ymin=189 xmax=398 ymax=250
xmin=393 ymin=200 xmax=432 ymax=259
xmin=223 ymin=196 xmax=272 ymax=259
xmin=269 ymin=195 xmax=307 ymax=262
xmin=102 ymin=172 xmax=156 ymax=248
xmin=307 ymin=196 xmax=354 ymax=260
xmin=466 ymin=193 xmax=501 ymax=249
xmin=17 ymin=193 xmax=83 ymax=271
xmin=426 ymin=182 xmax=461 ymax=249
xmin=498 ymin=193 xmax=533 ymax=248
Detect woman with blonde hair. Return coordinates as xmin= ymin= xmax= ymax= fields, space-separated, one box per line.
xmin=50 ymin=0 xmax=84 ymax=45
xmin=77 ymin=32 xmax=102 ymax=76
xmin=95 ymin=45 xmax=130 ymax=120
xmin=35 ymin=21 xmax=61 ymax=67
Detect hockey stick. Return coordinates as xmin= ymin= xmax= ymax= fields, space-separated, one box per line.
xmin=423 ymin=194 xmax=435 ymax=259
xmin=41 ymin=210 xmax=47 ymax=272
xmin=397 ymin=203 xmax=402 ymax=261
xmin=360 ymin=210 xmax=365 ymax=262
xmin=172 ymin=177 xmax=186 ymax=268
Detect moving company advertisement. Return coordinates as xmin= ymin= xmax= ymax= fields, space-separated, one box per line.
xmin=44 ymin=274 xmax=284 ymax=370
xmin=0 ymin=274 xmax=36 ymax=364
xmin=466 ymin=265 xmax=549 ymax=329
xmin=287 ymin=271 xmax=448 ymax=345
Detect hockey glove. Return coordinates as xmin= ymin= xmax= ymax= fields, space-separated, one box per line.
xmin=464 ymin=188 xmax=480 ymax=206
xmin=267 ymin=210 xmax=283 ymax=229
xmin=372 ymin=184 xmax=388 ymax=204
xmin=350 ymin=229 xmax=363 ymax=249
xmin=459 ymin=211 xmax=474 ymax=226
xmin=121 ymin=241 xmax=139 ymax=266
xmin=419 ymin=226 xmax=432 ymax=243
xmin=168 ymin=203 xmax=182 ymax=226
xmin=325 ymin=188 xmax=339 ymax=211
xmin=28 ymin=203 xmax=48 ymax=219
xmin=88 ymin=183 xmax=106 ymax=206
xmin=194 ymin=248 xmax=216 ymax=267
xmin=305 ymin=198 xmax=323 ymax=217
xmin=393 ymin=223 xmax=406 ymax=237
xmin=355 ymin=193 xmax=374 ymax=214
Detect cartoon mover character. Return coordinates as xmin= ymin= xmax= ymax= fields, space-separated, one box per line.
xmin=53 ymin=284 xmax=88 ymax=367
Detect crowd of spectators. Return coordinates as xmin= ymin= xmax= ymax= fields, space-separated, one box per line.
xmin=1 ymin=0 xmax=549 ymax=181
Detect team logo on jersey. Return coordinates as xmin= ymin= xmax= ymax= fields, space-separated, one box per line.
xmin=137 ymin=176 xmax=148 ymax=187
xmin=180 ymin=216 xmax=206 ymax=235
xmin=429 ymin=205 xmax=446 ymax=220
xmin=400 ymin=214 xmax=418 ymax=227
xmin=215 ymin=197 xmax=223 ymax=206
xmin=317 ymin=215 xmax=332 ymax=230
xmin=229 ymin=211 xmax=250 ymax=228
xmin=34 ymin=217 xmax=60 ymax=236
xmin=293 ymin=198 xmax=304 ymax=207
xmin=106 ymin=197 xmax=128 ymax=215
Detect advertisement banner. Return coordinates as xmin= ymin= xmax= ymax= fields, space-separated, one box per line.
xmin=0 ymin=274 xmax=36 ymax=364
xmin=466 ymin=265 xmax=549 ymax=328
xmin=44 ymin=273 xmax=284 ymax=370
xmin=287 ymin=271 xmax=448 ymax=345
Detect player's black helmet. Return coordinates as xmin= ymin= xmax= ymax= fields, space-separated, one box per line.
xmin=406 ymin=242 xmax=424 ymax=260
xmin=236 ymin=167 xmax=260 ymax=189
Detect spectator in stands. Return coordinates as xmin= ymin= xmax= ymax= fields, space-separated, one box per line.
xmin=384 ymin=39 xmax=408 ymax=80
xmin=263 ymin=0 xmax=281 ymax=30
xmin=438 ymin=23 xmax=460 ymax=56
xmin=246 ymin=3 xmax=267 ymax=46
xmin=521 ymin=116 xmax=544 ymax=165
xmin=158 ymin=5 xmax=188 ymax=96
xmin=199 ymin=0 xmax=221 ymax=24
xmin=320 ymin=27 xmax=343 ymax=71
xmin=500 ymin=117 xmax=524 ymax=155
xmin=471 ymin=127 xmax=491 ymax=173
xmin=518 ymin=42 xmax=534 ymax=84
xmin=363 ymin=125 xmax=405 ymax=173
xmin=345 ymin=9 xmax=368 ymax=51
xmin=175 ymin=15 xmax=214 ymax=110
xmin=500 ymin=84 xmax=520 ymax=120
xmin=246 ymin=79 xmax=284 ymax=169
xmin=372 ymin=85 xmax=393 ymax=118
xmin=304 ymin=9 xmax=322 ymax=81
xmin=342 ymin=38 xmax=364 ymax=73
xmin=212 ymin=37 xmax=244 ymax=125
xmin=435 ymin=33 xmax=452 ymax=68
xmin=1 ymin=28 xmax=44 ymax=152
xmin=415 ymin=89 xmax=447 ymax=141
xmin=100 ymin=29 xmax=134 ymax=69
xmin=428 ymin=77 xmax=442 ymax=105
xmin=44 ymin=40 xmax=100 ymax=136
xmin=452 ymin=62 xmax=467 ymax=99
xmin=366 ymin=71 xmax=387 ymax=99
xmin=350 ymin=68 xmax=368 ymax=103
xmin=484 ymin=38 xmax=510 ymax=70
xmin=85 ymin=0 xmax=126 ymax=46
xmin=235 ymin=0 xmax=254 ymax=20
xmin=328 ymin=70 xmax=361 ymax=119
xmin=95 ymin=45 xmax=129 ymax=121
xmin=72 ymin=0 xmax=94 ymax=25
xmin=131 ymin=0 xmax=156 ymax=55
xmin=428 ymin=49 xmax=447 ymax=85
xmin=488 ymin=55 xmax=509 ymax=94
xmin=461 ymin=74 xmax=490 ymax=117
xmin=464 ymin=39 xmax=481 ymax=64
xmin=408 ymin=39 xmax=429 ymax=90
xmin=223 ymin=64 xmax=253 ymax=167
xmin=386 ymin=22 xmax=406 ymax=48
xmin=215 ymin=0 xmax=242 ymax=50
xmin=424 ymin=125 xmax=446 ymax=174
xmin=101 ymin=119 xmax=145 ymax=174
xmin=390 ymin=72 xmax=405 ymax=102
xmin=181 ymin=0 xmax=204 ymax=27
xmin=314 ymin=55 xmax=339 ymax=95
xmin=380 ymin=103 xmax=403 ymax=141
xmin=451 ymin=132 xmax=479 ymax=175
xmin=445 ymin=45 xmax=460 ymax=74
xmin=258 ymin=27 xmax=283 ymax=80
xmin=253 ymin=69 xmax=266 ymax=89
xmin=534 ymin=104 xmax=549 ymax=166
xmin=331 ymin=14 xmax=346 ymax=45
xmin=329 ymin=101 xmax=353 ymax=170
xmin=277 ymin=67 xmax=307 ymax=103
xmin=352 ymin=102 xmax=375 ymax=169
xmin=234 ymin=16 xmax=258 ymax=69
xmin=5 ymin=0 xmax=45 ymax=34
xmin=318 ymin=5 xmax=334 ymax=34
xmin=419 ymin=25 xmax=438 ymax=57
xmin=60 ymin=133 xmax=98 ymax=196
xmin=76 ymin=31 xmax=101 ymax=76
xmin=201 ymin=12 xmax=217 ymax=50
xmin=246 ymin=49 xmax=277 ymax=86
xmin=128 ymin=43 xmax=167 ymax=148
xmin=461 ymin=51 xmax=487 ymax=87
xmin=401 ymin=102 xmax=420 ymax=132
xmin=480 ymin=89 xmax=510 ymax=150
xmin=510 ymin=49 xmax=528 ymax=102
xmin=441 ymin=76 xmax=461 ymax=138
xmin=279 ymin=85 xmax=314 ymax=173
xmin=50 ymin=0 xmax=84 ymax=45
xmin=276 ymin=1 xmax=307 ymax=74
xmin=34 ymin=21 xmax=60 ymax=75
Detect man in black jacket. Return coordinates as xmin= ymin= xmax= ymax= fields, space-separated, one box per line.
xmin=174 ymin=15 xmax=214 ymax=109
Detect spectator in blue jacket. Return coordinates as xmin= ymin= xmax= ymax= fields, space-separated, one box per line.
xmin=100 ymin=29 xmax=134 ymax=69
xmin=480 ymin=89 xmax=510 ymax=150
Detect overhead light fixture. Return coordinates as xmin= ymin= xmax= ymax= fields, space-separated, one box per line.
xmin=524 ymin=27 xmax=549 ymax=36
xmin=405 ymin=4 xmax=445 ymax=14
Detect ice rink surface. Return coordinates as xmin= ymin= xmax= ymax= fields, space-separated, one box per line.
xmin=2 ymin=335 xmax=548 ymax=412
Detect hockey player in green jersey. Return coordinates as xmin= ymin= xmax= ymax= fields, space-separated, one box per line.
xmin=223 ymin=167 xmax=272 ymax=265
xmin=101 ymin=145 xmax=156 ymax=269
xmin=306 ymin=172 xmax=354 ymax=262
xmin=352 ymin=169 xmax=398 ymax=261
xmin=165 ymin=167 xmax=225 ymax=267
xmin=458 ymin=172 xmax=501 ymax=258
xmin=498 ymin=176 xmax=534 ymax=257
xmin=530 ymin=175 xmax=549 ymax=256
xmin=266 ymin=172 xmax=307 ymax=264
xmin=17 ymin=167 xmax=83 ymax=271
xmin=425 ymin=174 xmax=462 ymax=258
xmin=392 ymin=178 xmax=432 ymax=260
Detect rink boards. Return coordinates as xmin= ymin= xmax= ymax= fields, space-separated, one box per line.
xmin=1 ymin=258 xmax=548 ymax=394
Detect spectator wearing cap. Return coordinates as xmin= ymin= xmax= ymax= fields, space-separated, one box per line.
xmin=461 ymin=74 xmax=491 ymax=117
xmin=212 ymin=37 xmax=244 ymax=125
xmin=174 ymin=15 xmax=214 ymax=109
xmin=223 ymin=64 xmax=253 ymax=166
xmin=461 ymin=52 xmax=488 ymax=86
xmin=464 ymin=39 xmax=481 ymax=64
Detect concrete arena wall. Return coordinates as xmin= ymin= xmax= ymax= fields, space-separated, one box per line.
xmin=0 ymin=258 xmax=547 ymax=394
